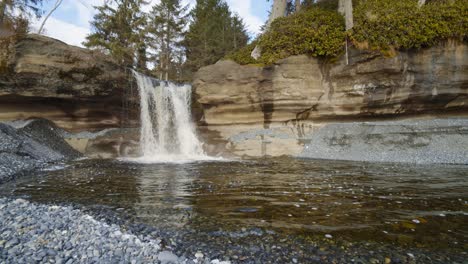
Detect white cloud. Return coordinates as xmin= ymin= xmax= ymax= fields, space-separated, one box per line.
xmin=31 ymin=17 xmax=90 ymax=47
xmin=226 ymin=0 xmax=264 ymax=36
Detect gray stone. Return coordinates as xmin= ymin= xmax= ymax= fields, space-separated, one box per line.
xmin=299 ymin=119 xmax=468 ymax=164
xmin=0 ymin=198 xmax=178 ymax=264
xmin=0 ymin=119 xmax=81 ymax=183
xmin=158 ymin=251 xmax=179 ymax=264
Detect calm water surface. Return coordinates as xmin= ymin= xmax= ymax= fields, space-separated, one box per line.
xmin=1 ymin=158 xmax=467 ymax=255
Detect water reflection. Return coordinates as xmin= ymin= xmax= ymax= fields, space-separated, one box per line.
xmin=133 ymin=164 xmax=196 ymax=228
xmin=0 ymin=158 xmax=467 ymax=250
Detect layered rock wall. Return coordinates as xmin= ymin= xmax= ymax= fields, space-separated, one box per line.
xmin=0 ymin=34 xmax=138 ymax=131
xmin=193 ymin=41 xmax=468 ymax=160
xmin=194 ymin=41 xmax=467 ymax=126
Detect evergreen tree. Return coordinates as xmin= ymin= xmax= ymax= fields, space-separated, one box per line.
xmin=0 ymin=0 xmax=43 ymax=25
xmin=147 ymin=0 xmax=188 ymax=81
xmin=1 ymin=0 xmax=44 ymax=34
xmin=184 ymin=0 xmax=249 ymax=75
xmin=83 ymin=0 xmax=148 ymax=69
xmin=231 ymin=14 xmax=249 ymax=50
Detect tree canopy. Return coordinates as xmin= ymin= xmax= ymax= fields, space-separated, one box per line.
xmin=1 ymin=0 xmax=45 ymax=34
xmin=83 ymin=0 xmax=249 ymax=81
xmin=183 ymin=0 xmax=249 ymax=74
xmin=83 ymin=0 xmax=148 ymax=68
xmin=147 ymin=0 xmax=188 ymax=81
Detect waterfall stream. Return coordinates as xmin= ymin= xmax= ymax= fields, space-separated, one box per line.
xmin=131 ymin=71 xmax=211 ymax=163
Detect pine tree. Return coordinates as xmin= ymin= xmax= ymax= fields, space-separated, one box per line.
xmin=184 ymin=0 xmax=249 ymax=75
xmin=147 ymin=0 xmax=188 ymax=81
xmin=231 ymin=14 xmax=249 ymax=50
xmin=83 ymin=0 xmax=148 ymax=69
xmin=1 ymin=0 xmax=44 ymax=33
xmin=1 ymin=0 xmax=43 ymax=25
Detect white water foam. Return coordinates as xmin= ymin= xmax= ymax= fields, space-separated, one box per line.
xmin=128 ymin=71 xmax=218 ymax=163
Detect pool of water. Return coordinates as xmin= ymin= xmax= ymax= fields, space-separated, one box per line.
xmin=1 ymin=157 xmax=467 ymax=261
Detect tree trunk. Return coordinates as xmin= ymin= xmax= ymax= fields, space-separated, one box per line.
xmin=338 ymin=0 xmax=353 ymax=30
xmin=295 ymin=0 xmax=301 ymax=12
xmin=252 ymin=0 xmax=288 ymax=59
xmin=233 ymin=24 xmax=237 ymax=49
xmin=0 ymin=1 xmax=8 ymax=26
xmin=418 ymin=0 xmax=426 ymax=7
xmin=267 ymin=0 xmax=287 ymax=28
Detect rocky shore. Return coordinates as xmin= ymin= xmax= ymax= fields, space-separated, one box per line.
xmin=0 ymin=119 xmax=81 ymax=183
xmin=1 ymin=196 xmax=466 ymax=264
xmin=300 ymin=118 xmax=468 ymax=164
xmin=0 ymin=198 xmax=175 ymax=264
xmin=0 ymin=198 xmax=240 ymax=264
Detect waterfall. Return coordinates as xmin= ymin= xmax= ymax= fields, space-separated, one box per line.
xmin=131 ymin=71 xmax=210 ymax=162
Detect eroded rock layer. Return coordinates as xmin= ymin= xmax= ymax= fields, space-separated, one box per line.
xmin=194 ymin=41 xmax=468 ymax=125
xmin=193 ymin=41 xmax=468 ymax=161
xmin=0 ymin=34 xmax=138 ymax=131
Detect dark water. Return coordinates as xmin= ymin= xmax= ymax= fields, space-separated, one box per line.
xmin=1 ymin=158 xmax=467 ymax=261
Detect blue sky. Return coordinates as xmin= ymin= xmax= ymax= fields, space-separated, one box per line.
xmin=32 ymin=0 xmax=271 ymax=47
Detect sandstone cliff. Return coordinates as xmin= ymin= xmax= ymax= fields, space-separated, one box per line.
xmin=194 ymin=41 xmax=467 ymax=126
xmin=193 ymin=41 xmax=468 ymax=160
xmin=0 ymin=34 xmax=137 ymax=131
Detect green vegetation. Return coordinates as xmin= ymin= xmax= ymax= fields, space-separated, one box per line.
xmin=0 ymin=0 xmax=43 ymax=74
xmin=147 ymin=0 xmax=188 ymax=81
xmin=227 ymin=6 xmax=345 ymax=65
xmin=184 ymin=0 xmax=249 ymax=75
xmin=225 ymin=42 xmax=258 ymax=65
xmin=228 ymin=0 xmax=467 ymax=65
xmin=84 ymin=0 xmax=147 ymax=69
xmin=352 ymin=0 xmax=467 ymax=50
xmin=258 ymin=7 xmax=346 ymax=64
xmin=0 ymin=0 xmax=43 ymax=26
xmin=83 ymin=0 xmax=249 ymax=81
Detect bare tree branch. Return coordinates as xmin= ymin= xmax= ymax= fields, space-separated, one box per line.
xmin=38 ymin=0 xmax=63 ymax=34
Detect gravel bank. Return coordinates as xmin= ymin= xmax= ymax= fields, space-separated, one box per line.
xmin=0 ymin=198 xmax=227 ymax=264
xmin=0 ymin=119 xmax=81 ymax=184
xmin=300 ymin=118 xmax=468 ymax=164
xmin=1 ymin=197 xmax=466 ymax=264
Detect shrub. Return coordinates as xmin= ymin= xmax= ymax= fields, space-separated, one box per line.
xmin=227 ymin=0 xmax=467 ymax=65
xmin=225 ymin=42 xmax=259 ymax=65
xmin=352 ymin=0 xmax=467 ymax=50
xmin=257 ymin=7 xmax=346 ymax=64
